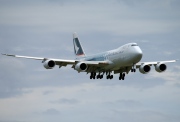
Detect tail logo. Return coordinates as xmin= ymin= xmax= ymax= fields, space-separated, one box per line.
xmin=73 ymin=38 xmax=85 ymax=56
xmin=74 ymin=40 xmax=80 ymax=54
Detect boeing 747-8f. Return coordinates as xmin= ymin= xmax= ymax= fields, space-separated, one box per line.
xmin=2 ymin=33 xmax=177 ymax=80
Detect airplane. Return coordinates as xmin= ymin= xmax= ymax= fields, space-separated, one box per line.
xmin=2 ymin=33 xmax=177 ymax=80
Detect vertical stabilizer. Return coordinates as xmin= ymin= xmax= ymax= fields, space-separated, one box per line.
xmin=73 ymin=32 xmax=86 ymax=57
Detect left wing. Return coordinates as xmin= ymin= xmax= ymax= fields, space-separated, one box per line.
xmin=136 ymin=60 xmax=177 ymax=67
xmin=135 ymin=59 xmax=177 ymax=74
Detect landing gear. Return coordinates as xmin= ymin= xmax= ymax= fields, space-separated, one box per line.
xmin=90 ymin=72 xmax=103 ymax=79
xmin=106 ymin=72 xmax=113 ymax=80
xmin=119 ymin=73 xmax=125 ymax=80
xmin=96 ymin=73 xmax=103 ymax=79
xmin=90 ymin=72 xmax=96 ymax=79
xmin=90 ymin=72 xmax=113 ymax=80
xmin=131 ymin=64 xmax=136 ymax=72
xmin=131 ymin=68 xmax=136 ymax=72
xmin=106 ymin=75 xmax=113 ymax=79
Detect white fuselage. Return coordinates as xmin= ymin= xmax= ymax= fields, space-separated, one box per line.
xmin=80 ymin=43 xmax=143 ymax=70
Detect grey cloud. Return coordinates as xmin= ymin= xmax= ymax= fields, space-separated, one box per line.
xmin=174 ymin=83 xmax=180 ymax=88
xmin=50 ymin=98 xmax=79 ymax=104
xmin=43 ymin=90 xmax=54 ymax=95
xmin=116 ymin=100 xmax=143 ymax=108
xmin=109 ymin=110 xmax=180 ymax=122
xmin=104 ymin=99 xmax=143 ymax=110
xmin=43 ymin=108 xmax=60 ymax=115
xmin=1 ymin=0 xmax=179 ymax=36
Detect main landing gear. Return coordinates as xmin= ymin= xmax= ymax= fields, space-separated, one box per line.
xmin=96 ymin=73 xmax=103 ymax=79
xmin=90 ymin=72 xmax=114 ymax=80
xmin=90 ymin=72 xmax=96 ymax=79
xmin=90 ymin=72 xmax=126 ymax=80
xmin=90 ymin=72 xmax=103 ymax=79
xmin=106 ymin=72 xmax=113 ymax=79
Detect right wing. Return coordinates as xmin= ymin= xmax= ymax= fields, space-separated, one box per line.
xmin=2 ymin=53 xmax=75 ymax=67
xmin=2 ymin=53 xmax=110 ymax=69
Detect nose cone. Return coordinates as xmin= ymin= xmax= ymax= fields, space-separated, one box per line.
xmin=136 ymin=47 xmax=143 ymax=58
xmin=134 ymin=46 xmax=143 ymax=63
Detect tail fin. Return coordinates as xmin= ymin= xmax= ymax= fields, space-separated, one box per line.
xmin=73 ymin=32 xmax=86 ymax=57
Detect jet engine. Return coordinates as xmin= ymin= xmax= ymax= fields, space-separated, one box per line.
xmin=43 ymin=60 xmax=56 ymax=69
xmin=139 ymin=64 xmax=151 ymax=74
xmin=75 ymin=62 xmax=88 ymax=72
xmin=155 ymin=63 xmax=167 ymax=72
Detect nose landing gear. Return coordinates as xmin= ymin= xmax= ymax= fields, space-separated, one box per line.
xmin=131 ymin=64 xmax=136 ymax=72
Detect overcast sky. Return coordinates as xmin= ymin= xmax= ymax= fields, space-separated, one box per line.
xmin=0 ymin=0 xmax=180 ymax=122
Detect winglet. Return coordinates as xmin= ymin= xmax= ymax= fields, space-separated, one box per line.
xmin=1 ymin=53 xmax=15 ymax=57
xmin=73 ymin=32 xmax=78 ymax=39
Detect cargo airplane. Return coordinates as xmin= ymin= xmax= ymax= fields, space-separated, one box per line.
xmin=2 ymin=33 xmax=177 ymax=80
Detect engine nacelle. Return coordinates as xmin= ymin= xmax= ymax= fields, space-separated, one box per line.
xmin=75 ymin=62 xmax=88 ymax=72
xmin=155 ymin=63 xmax=167 ymax=72
xmin=43 ymin=60 xmax=56 ymax=69
xmin=139 ymin=64 xmax=151 ymax=74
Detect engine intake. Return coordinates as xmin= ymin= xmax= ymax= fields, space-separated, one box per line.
xmin=75 ymin=62 xmax=88 ymax=72
xmin=43 ymin=60 xmax=56 ymax=69
xmin=139 ymin=64 xmax=151 ymax=74
xmin=155 ymin=63 xmax=167 ymax=72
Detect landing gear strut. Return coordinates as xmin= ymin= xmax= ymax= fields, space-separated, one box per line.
xmin=131 ymin=64 xmax=136 ymax=72
xmin=119 ymin=73 xmax=125 ymax=80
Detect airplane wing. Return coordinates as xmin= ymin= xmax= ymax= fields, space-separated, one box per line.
xmin=136 ymin=60 xmax=177 ymax=67
xmin=1 ymin=53 xmax=110 ymax=68
xmin=2 ymin=53 xmax=77 ymax=67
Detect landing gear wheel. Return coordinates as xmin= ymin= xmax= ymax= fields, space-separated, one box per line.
xmin=90 ymin=72 xmax=97 ymax=80
xmin=122 ymin=77 xmax=124 ymax=80
xmin=110 ymin=75 xmax=113 ymax=79
xmin=131 ymin=68 xmax=136 ymax=72
xmin=122 ymin=73 xmax=125 ymax=80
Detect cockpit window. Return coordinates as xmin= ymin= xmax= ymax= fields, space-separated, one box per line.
xmin=131 ymin=44 xmax=138 ymax=46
